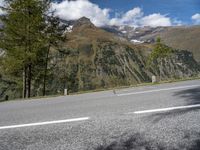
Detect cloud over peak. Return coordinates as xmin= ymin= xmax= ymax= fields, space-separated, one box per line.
xmin=52 ymin=0 xmax=178 ymax=27
xmin=52 ymin=0 xmax=110 ymax=27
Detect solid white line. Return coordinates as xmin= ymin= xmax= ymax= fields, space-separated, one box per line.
xmin=0 ymin=117 xmax=90 ymax=130
xmin=117 ymin=85 xmax=200 ymax=96
xmin=127 ymin=104 xmax=200 ymax=114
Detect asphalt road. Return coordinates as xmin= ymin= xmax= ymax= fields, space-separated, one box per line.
xmin=0 ymin=80 xmax=200 ymax=150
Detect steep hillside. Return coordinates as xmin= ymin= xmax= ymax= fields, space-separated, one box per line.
xmin=46 ymin=18 xmax=152 ymax=93
xmin=44 ymin=18 xmax=200 ymax=94
xmin=104 ymin=25 xmax=200 ymax=62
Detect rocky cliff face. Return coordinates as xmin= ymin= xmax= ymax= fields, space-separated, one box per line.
xmin=46 ymin=44 xmax=199 ymax=94
xmin=48 ymin=42 xmax=150 ymax=93
xmin=150 ymin=50 xmax=200 ymax=79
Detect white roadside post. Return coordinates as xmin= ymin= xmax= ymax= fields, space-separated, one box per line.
xmin=152 ymin=75 xmax=157 ymax=83
xmin=64 ymin=89 xmax=68 ymax=96
xmin=113 ymin=89 xmax=116 ymax=94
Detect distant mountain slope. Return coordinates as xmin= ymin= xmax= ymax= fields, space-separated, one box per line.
xmin=152 ymin=26 xmax=200 ymax=62
xmin=104 ymin=25 xmax=200 ymax=62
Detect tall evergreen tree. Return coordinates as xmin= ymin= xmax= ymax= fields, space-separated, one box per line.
xmin=148 ymin=37 xmax=173 ymax=80
xmin=0 ymin=0 xmax=52 ymax=98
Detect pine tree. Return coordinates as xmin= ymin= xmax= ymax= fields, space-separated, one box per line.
xmin=0 ymin=0 xmax=51 ymax=98
xmin=148 ymin=37 xmax=173 ymax=80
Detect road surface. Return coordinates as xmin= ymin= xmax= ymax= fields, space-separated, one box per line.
xmin=0 ymin=80 xmax=200 ymax=150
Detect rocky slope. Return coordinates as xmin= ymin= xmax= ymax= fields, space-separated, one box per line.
xmin=44 ymin=18 xmax=200 ymax=94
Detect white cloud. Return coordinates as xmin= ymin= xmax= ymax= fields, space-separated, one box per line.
xmin=0 ymin=0 xmax=4 ymax=6
xmin=110 ymin=9 xmax=173 ymax=27
xmin=140 ymin=14 xmax=172 ymax=27
xmin=52 ymin=0 xmax=178 ymax=27
xmin=52 ymin=0 xmax=110 ymax=27
xmin=0 ymin=0 xmax=5 ymax=15
xmin=172 ymin=19 xmax=183 ymax=26
xmin=192 ymin=13 xmax=200 ymax=24
xmin=110 ymin=7 xmax=143 ymax=26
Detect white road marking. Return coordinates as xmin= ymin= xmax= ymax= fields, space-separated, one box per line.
xmin=117 ymin=85 xmax=200 ymax=96
xmin=127 ymin=104 xmax=200 ymax=114
xmin=0 ymin=117 xmax=90 ymax=130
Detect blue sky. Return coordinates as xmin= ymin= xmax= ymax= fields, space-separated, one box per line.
xmin=90 ymin=0 xmax=200 ymax=25
xmin=52 ymin=0 xmax=200 ymax=27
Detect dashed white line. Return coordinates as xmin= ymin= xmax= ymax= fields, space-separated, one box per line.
xmin=127 ymin=104 xmax=200 ymax=114
xmin=117 ymin=85 xmax=200 ymax=96
xmin=0 ymin=117 xmax=90 ymax=130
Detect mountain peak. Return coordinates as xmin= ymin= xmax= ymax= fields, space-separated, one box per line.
xmin=73 ymin=17 xmax=95 ymax=29
xmin=78 ymin=17 xmax=91 ymax=23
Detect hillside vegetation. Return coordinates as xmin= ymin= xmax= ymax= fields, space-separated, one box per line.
xmin=156 ymin=26 xmax=200 ymax=62
xmin=135 ymin=26 xmax=200 ymax=62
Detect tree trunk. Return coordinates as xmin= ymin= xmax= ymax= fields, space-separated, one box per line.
xmin=22 ymin=66 xmax=27 ymax=99
xmin=43 ymin=45 xmax=50 ymax=96
xmin=159 ymin=59 xmax=162 ymax=81
xmin=27 ymin=64 xmax=32 ymax=98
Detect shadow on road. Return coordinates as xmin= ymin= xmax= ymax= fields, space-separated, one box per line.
xmin=144 ymin=87 xmax=200 ymax=123
xmin=93 ymin=132 xmax=200 ymax=150
xmin=94 ymin=87 xmax=200 ymax=150
xmin=94 ymin=133 xmax=165 ymax=150
xmin=148 ymin=107 xmax=200 ymax=124
xmin=190 ymin=138 xmax=200 ymax=150
xmin=178 ymin=131 xmax=200 ymax=150
xmin=173 ymin=87 xmax=200 ymax=105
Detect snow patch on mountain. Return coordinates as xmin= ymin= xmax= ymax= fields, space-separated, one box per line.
xmin=66 ymin=25 xmax=73 ymax=32
xmin=131 ymin=39 xmax=144 ymax=44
